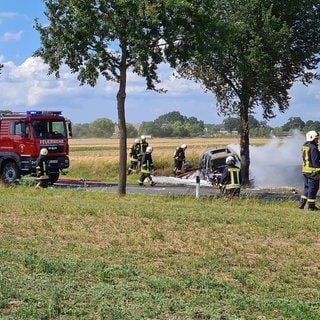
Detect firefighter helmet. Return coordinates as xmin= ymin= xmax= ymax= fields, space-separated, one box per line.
xmin=146 ymin=146 xmax=153 ymax=153
xmin=181 ymin=144 xmax=187 ymax=149
xmin=141 ymin=135 xmax=146 ymax=140
xmin=134 ymin=139 xmax=140 ymax=144
xmin=306 ymin=130 xmax=319 ymax=142
xmin=226 ymin=156 xmax=235 ymax=165
xmin=40 ymin=148 xmax=48 ymax=156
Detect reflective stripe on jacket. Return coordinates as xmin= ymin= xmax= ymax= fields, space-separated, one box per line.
xmin=225 ymin=167 xmax=241 ymax=189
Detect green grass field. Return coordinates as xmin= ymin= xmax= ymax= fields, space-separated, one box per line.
xmin=1 ymin=186 xmax=320 ymax=319
xmin=1 ymin=138 xmax=320 ymax=319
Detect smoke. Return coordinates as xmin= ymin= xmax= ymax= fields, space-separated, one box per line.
xmin=230 ymin=130 xmax=305 ymax=189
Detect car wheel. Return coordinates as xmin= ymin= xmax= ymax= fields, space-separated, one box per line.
xmin=2 ymin=162 xmax=20 ymax=184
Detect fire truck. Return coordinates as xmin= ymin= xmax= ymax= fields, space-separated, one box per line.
xmin=0 ymin=110 xmax=72 ymax=184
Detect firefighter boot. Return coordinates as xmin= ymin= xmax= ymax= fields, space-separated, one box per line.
xmin=308 ymin=199 xmax=319 ymax=211
xmin=299 ymin=197 xmax=307 ymax=209
xmin=150 ymin=180 xmax=156 ymax=187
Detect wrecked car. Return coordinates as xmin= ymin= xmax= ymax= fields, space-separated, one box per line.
xmin=199 ymin=146 xmax=241 ymax=185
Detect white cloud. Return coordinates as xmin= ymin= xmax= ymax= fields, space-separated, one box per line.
xmin=0 ymin=30 xmax=23 ymax=42
xmin=0 ymin=56 xmax=320 ymax=126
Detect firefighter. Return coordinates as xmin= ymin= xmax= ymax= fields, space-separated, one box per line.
xmin=172 ymin=144 xmax=187 ymax=176
xmin=299 ymin=130 xmax=320 ymax=211
xmin=137 ymin=146 xmax=155 ymax=186
xmin=127 ymin=139 xmax=142 ymax=175
xmin=140 ymin=135 xmax=149 ymax=153
xmin=35 ymin=148 xmax=49 ymax=188
xmin=219 ymin=156 xmax=241 ymax=197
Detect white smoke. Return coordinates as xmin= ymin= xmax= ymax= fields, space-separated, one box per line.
xmin=230 ymin=130 xmax=305 ymax=188
xmin=152 ymin=130 xmax=306 ymax=189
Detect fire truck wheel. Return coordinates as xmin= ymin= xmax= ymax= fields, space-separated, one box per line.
xmin=49 ymin=173 xmax=59 ymax=184
xmin=2 ymin=162 xmax=20 ymax=184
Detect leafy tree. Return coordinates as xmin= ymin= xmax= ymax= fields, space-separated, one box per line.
xmin=167 ymin=0 xmax=320 ymax=185
xmin=223 ymin=117 xmax=240 ymax=133
xmin=144 ymin=111 xmax=204 ymax=137
xmin=154 ymin=111 xmax=186 ymax=126
xmin=34 ymin=0 xmax=165 ymax=195
xmin=126 ymin=123 xmax=138 ymax=138
xmin=138 ymin=121 xmax=157 ymax=137
xmin=90 ymin=118 xmax=115 ymax=137
xmin=223 ymin=115 xmax=260 ymax=133
xmin=304 ymin=120 xmax=320 ymax=134
xmin=72 ymin=123 xmax=91 ymax=137
xmin=282 ymin=117 xmax=305 ymax=132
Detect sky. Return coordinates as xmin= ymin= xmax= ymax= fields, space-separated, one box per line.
xmin=1 ymin=1 xmax=320 ymax=126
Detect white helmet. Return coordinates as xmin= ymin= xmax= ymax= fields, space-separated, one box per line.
xmin=146 ymin=146 xmax=153 ymax=153
xmin=306 ymin=130 xmax=319 ymax=142
xmin=226 ymin=156 xmax=235 ymax=165
xmin=141 ymin=135 xmax=146 ymax=140
xmin=181 ymin=144 xmax=187 ymax=149
xmin=40 ymin=148 xmax=48 ymax=156
xmin=134 ymin=138 xmax=140 ymax=144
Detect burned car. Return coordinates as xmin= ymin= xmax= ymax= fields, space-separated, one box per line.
xmin=199 ymin=146 xmax=241 ymax=185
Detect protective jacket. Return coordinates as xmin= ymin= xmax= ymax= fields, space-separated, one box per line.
xmin=129 ymin=143 xmax=142 ymax=161
xmin=302 ymin=141 xmax=320 ymax=174
xmin=173 ymin=147 xmax=186 ymax=162
xmin=35 ymin=154 xmax=48 ymax=178
xmin=140 ymin=152 xmax=154 ymax=174
xmin=220 ymin=164 xmax=241 ymax=189
xmin=141 ymin=140 xmax=149 ymax=153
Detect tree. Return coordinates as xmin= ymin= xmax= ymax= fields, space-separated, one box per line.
xmin=126 ymin=123 xmax=138 ymax=138
xmin=154 ymin=111 xmax=186 ymax=126
xmin=34 ymin=0 xmax=165 ymax=195
xmin=223 ymin=117 xmax=240 ymax=133
xmin=282 ymin=117 xmax=305 ymax=132
xmin=90 ymin=118 xmax=115 ymax=137
xmin=166 ymin=0 xmax=320 ymax=185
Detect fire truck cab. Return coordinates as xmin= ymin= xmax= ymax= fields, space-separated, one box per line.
xmin=0 ymin=110 xmax=71 ymax=184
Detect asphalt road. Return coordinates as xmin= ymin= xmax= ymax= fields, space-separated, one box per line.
xmin=54 ymin=178 xmax=302 ymax=201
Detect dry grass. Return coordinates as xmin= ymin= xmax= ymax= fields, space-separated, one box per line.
xmin=69 ymin=137 xmax=270 ymax=162
xmin=67 ymin=137 xmax=271 ymax=180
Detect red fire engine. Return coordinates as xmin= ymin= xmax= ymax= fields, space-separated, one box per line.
xmin=0 ymin=110 xmax=72 ymax=184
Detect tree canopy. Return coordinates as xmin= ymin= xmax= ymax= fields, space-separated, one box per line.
xmin=165 ymin=0 xmax=320 ymax=184
xmin=139 ymin=111 xmax=205 ymax=137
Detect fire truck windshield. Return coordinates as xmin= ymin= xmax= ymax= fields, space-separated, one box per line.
xmin=32 ymin=120 xmax=67 ymax=139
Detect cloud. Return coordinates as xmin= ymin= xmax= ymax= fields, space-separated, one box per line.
xmin=0 ymin=30 xmax=23 ymax=42
xmin=0 ymin=12 xmax=18 ymax=19
xmin=0 ymin=56 xmax=320 ymax=126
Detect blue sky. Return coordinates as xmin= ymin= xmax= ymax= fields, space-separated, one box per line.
xmin=0 ymin=1 xmax=320 ymax=126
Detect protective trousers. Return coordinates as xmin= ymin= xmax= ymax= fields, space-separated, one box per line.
xmin=300 ymin=173 xmax=319 ymax=210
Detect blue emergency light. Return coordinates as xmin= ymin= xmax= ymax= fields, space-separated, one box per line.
xmin=27 ymin=111 xmax=62 ymax=116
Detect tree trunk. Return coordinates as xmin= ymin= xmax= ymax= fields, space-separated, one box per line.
xmin=117 ymin=47 xmax=128 ymax=196
xmin=239 ymin=103 xmax=250 ymax=186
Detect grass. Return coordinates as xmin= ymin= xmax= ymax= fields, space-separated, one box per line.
xmin=1 ymin=185 xmax=320 ymax=319
xmin=1 ymin=137 xmax=318 ymax=319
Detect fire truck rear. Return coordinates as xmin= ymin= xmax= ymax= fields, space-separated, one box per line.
xmin=0 ymin=111 xmax=71 ymax=184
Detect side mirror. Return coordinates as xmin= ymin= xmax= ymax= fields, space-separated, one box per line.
xmin=67 ymin=120 xmax=72 ymax=138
